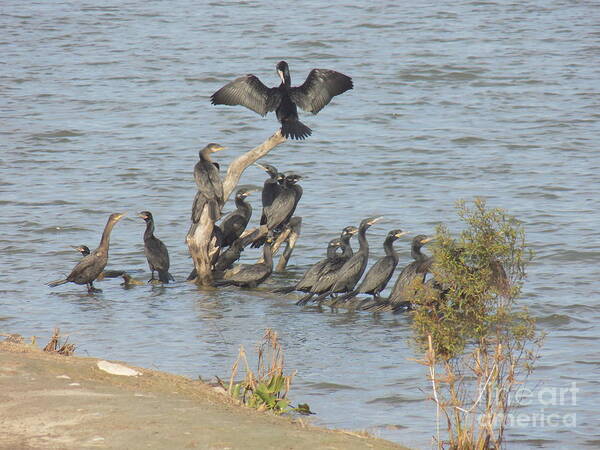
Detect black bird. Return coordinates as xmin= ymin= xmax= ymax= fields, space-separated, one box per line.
xmin=72 ymin=245 xmax=125 ymax=281
xmin=211 ymin=61 xmax=353 ymax=140
xmin=48 ymin=213 xmax=125 ymax=293
xmin=387 ymin=235 xmax=434 ymax=306
xmin=192 ymin=143 xmax=225 ymax=222
xmin=139 ymin=211 xmax=173 ymax=283
xmin=273 ymin=238 xmax=343 ymax=294
xmin=217 ymin=187 xmax=255 ymax=248
xmin=215 ymin=237 xmax=274 ymax=288
xmin=309 ymin=216 xmax=383 ymax=304
xmin=296 ymin=219 xmax=379 ymax=306
xmin=73 ymin=244 xmax=90 ymax=256
xmin=333 ymin=229 xmax=408 ymax=304
xmin=274 ymin=225 xmax=358 ymax=294
xmin=253 ymin=173 xmax=303 ymax=248
xmin=256 ymin=163 xmax=285 ymax=227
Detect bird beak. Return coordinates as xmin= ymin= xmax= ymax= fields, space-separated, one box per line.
xmin=368 ymin=216 xmax=384 ymax=225
xmin=254 ymin=162 xmax=268 ymax=171
xmin=421 ymin=237 xmax=434 ymax=244
xmin=395 ymin=231 xmax=409 ymax=238
xmin=277 ymin=69 xmax=285 ymax=83
xmin=349 ymin=228 xmax=359 ymax=235
xmin=71 ymin=245 xmax=82 ymax=251
xmin=138 ymin=212 xmax=147 ymax=219
xmin=116 ymin=213 xmax=125 ymax=221
xmin=214 ymin=145 xmax=226 ymax=152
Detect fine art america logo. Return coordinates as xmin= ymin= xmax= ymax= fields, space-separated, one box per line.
xmin=480 ymin=382 xmax=578 ymax=428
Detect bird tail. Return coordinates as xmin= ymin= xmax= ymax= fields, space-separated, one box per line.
xmin=158 ymin=270 xmax=172 ymax=283
xmin=281 ymin=119 xmax=312 ymax=140
xmin=47 ymin=279 xmax=68 ymax=287
xmin=272 ymin=285 xmax=296 ymax=294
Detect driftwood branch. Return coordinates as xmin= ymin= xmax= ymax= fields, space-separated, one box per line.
xmin=276 ymin=217 xmax=302 ymax=272
xmin=187 ymin=130 xmax=286 ymax=286
xmin=222 ymin=130 xmax=286 ymax=201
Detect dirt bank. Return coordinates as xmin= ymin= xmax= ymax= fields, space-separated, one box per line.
xmin=0 ymin=339 xmax=408 ymax=449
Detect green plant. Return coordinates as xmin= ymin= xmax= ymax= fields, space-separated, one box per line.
xmin=227 ymin=329 xmax=302 ymax=414
xmin=410 ymin=198 xmax=543 ymax=449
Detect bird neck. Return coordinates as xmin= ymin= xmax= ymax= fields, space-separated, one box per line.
xmin=412 ymin=245 xmax=426 ymax=261
xmin=357 ymin=225 xmax=370 ymax=254
xmin=263 ymin=242 xmax=273 ymax=269
xmin=144 ymin=219 xmax=155 ymax=240
xmin=235 ymin=196 xmax=251 ymax=213
xmin=280 ymin=72 xmax=291 ymax=88
xmin=383 ymin=236 xmax=398 ymax=259
xmin=326 ymin=245 xmax=339 ymax=260
xmin=340 ymin=236 xmax=354 ymax=258
xmin=98 ymin=218 xmax=117 ymax=252
xmin=200 ymin=149 xmax=213 ymax=163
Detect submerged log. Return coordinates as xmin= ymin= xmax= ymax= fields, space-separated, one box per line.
xmin=186 ymin=130 xmax=286 ymax=286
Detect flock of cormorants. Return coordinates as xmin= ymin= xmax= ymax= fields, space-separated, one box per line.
xmin=47 ymin=61 xmax=434 ymax=312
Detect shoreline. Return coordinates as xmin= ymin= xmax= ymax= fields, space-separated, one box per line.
xmin=0 ymin=338 xmax=408 ymax=449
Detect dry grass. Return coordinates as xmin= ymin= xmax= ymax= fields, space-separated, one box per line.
xmin=42 ymin=328 xmax=76 ymax=356
xmin=226 ymin=328 xmax=297 ymax=413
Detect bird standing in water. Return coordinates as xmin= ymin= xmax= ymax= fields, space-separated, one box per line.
xmin=333 ymin=229 xmax=408 ymax=304
xmin=274 ymin=225 xmax=357 ymax=295
xmin=192 ymin=143 xmax=225 ymax=222
xmin=47 ymin=213 xmax=125 ymax=293
xmin=387 ymin=234 xmax=434 ymax=306
xmin=211 ymin=61 xmax=353 ymax=139
xmin=305 ymin=216 xmax=383 ymax=305
xmin=139 ymin=211 xmax=173 ymax=283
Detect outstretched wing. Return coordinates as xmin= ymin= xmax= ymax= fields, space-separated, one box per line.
xmin=210 ymin=75 xmax=282 ymax=116
xmin=290 ymin=69 xmax=353 ymax=114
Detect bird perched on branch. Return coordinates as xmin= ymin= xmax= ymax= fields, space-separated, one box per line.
xmin=192 ymin=143 xmax=225 ymax=222
xmin=47 ymin=213 xmax=125 ymax=293
xmin=253 ymin=171 xmax=303 ymax=248
xmin=139 ymin=211 xmax=174 ymax=283
xmin=211 ymin=61 xmax=353 ymax=140
xmin=215 ymin=236 xmax=275 ymax=288
xmin=217 ymin=187 xmax=256 ymax=248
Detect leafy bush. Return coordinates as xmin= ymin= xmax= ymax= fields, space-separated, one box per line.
xmin=410 ymin=198 xmax=543 ymax=449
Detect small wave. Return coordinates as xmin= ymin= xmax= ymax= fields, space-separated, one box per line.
xmin=367 ymin=394 xmax=423 ymax=405
xmin=304 ymin=381 xmax=365 ymax=392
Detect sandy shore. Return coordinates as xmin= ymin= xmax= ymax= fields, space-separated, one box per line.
xmin=0 ymin=339 xmax=408 ymax=449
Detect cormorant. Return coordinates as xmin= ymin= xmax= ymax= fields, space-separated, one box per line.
xmin=296 ymin=219 xmax=379 ymax=306
xmin=273 ymin=238 xmax=343 ymax=294
xmin=217 ymin=187 xmax=255 ymax=248
xmin=192 ymin=143 xmax=225 ymax=222
xmin=273 ymin=225 xmax=358 ymax=294
xmin=47 ymin=213 xmax=125 ymax=293
xmin=333 ymin=229 xmax=408 ymax=304
xmin=253 ymin=173 xmax=302 ymax=248
xmin=73 ymin=245 xmax=90 ymax=256
xmin=215 ymin=236 xmax=274 ymax=288
xmin=211 ymin=61 xmax=353 ymax=140
xmin=139 ymin=211 xmax=173 ymax=283
xmin=387 ymin=235 xmax=433 ymax=305
xmin=256 ymin=163 xmax=285 ymax=227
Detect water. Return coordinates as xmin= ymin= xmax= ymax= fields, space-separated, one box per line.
xmin=2 ymin=1 xmax=599 ymax=448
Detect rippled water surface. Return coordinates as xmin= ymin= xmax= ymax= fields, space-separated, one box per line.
xmin=2 ymin=1 xmax=599 ymax=448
